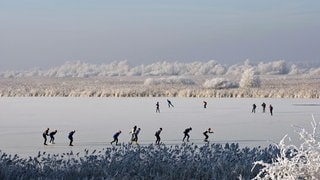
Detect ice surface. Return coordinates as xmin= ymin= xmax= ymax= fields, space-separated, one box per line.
xmin=0 ymin=97 xmax=319 ymax=157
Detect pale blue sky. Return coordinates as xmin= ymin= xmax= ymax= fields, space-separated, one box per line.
xmin=0 ymin=0 xmax=319 ymax=70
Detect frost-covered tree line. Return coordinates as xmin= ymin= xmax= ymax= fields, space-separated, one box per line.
xmin=1 ymin=60 xmax=319 ymax=78
xmin=0 ymin=60 xmax=319 ymax=98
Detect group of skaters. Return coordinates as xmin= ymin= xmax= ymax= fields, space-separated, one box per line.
xmin=156 ymin=99 xmax=174 ymax=113
xmin=43 ymin=126 xmax=214 ymax=147
xmin=156 ymin=99 xmax=208 ymax=113
xmin=111 ymin=126 xmax=162 ymax=146
xmin=157 ymin=100 xmax=273 ymax=116
xmin=43 ymin=100 xmax=274 ymax=146
xmin=252 ymin=102 xmax=274 ymax=116
xmin=110 ymin=126 xmax=214 ymax=146
xmin=42 ymin=128 xmax=76 ymax=146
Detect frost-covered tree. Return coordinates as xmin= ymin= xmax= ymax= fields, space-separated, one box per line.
xmin=254 ymin=115 xmax=320 ymax=179
xmin=239 ymin=68 xmax=261 ymax=88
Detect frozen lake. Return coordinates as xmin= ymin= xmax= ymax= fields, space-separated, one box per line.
xmin=0 ymin=97 xmax=319 ymax=157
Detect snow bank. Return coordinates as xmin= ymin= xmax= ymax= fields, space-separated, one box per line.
xmin=0 ymin=143 xmax=279 ymax=179
xmin=1 ymin=60 xmax=319 ymax=78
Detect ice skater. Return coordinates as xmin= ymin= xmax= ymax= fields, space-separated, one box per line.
xmin=252 ymin=104 xmax=257 ymax=113
xmin=110 ymin=130 xmax=122 ymax=146
xmin=261 ymin=102 xmax=266 ymax=113
xmin=203 ymin=101 xmax=207 ymax=108
xmin=133 ymin=128 xmax=141 ymax=145
xmin=269 ymin=104 xmax=274 ymax=116
xmin=167 ymin=99 xmax=174 ymax=108
xmin=43 ymin=128 xmax=49 ymax=145
xmin=49 ymin=130 xmax=57 ymax=144
xmin=156 ymin=102 xmax=160 ymax=113
xmin=155 ymin=128 xmax=162 ymax=145
xmin=183 ymin=127 xmax=192 ymax=142
xmin=203 ymin=128 xmax=214 ymax=142
xmin=68 ymin=130 xmax=76 ymax=146
xmin=130 ymin=126 xmax=137 ymax=143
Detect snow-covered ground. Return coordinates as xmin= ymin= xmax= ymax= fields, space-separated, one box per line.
xmin=0 ymin=97 xmax=319 ymax=157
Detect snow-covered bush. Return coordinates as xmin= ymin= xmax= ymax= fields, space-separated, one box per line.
xmin=254 ymin=115 xmax=320 ymax=179
xmin=0 ymin=143 xmax=279 ymax=179
xmin=203 ymin=78 xmax=238 ymax=89
xmin=239 ymin=68 xmax=261 ymax=88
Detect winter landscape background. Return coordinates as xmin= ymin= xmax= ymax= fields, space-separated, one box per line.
xmin=1 ymin=60 xmax=319 ymax=98
xmin=0 ymin=60 xmax=319 ymax=179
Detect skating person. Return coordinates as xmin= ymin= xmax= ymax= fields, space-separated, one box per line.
xmin=68 ymin=130 xmax=76 ymax=146
xmin=252 ymin=104 xmax=257 ymax=113
xmin=110 ymin=130 xmax=122 ymax=146
xmin=203 ymin=128 xmax=213 ymax=142
xmin=203 ymin=101 xmax=207 ymax=108
xmin=155 ymin=128 xmax=162 ymax=145
xmin=261 ymin=102 xmax=266 ymax=113
xmin=43 ymin=128 xmax=49 ymax=145
xmin=156 ymin=102 xmax=160 ymax=113
xmin=130 ymin=126 xmax=137 ymax=143
xmin=167 ymin=99 xmax=174 ymax=108
xmin=269 ymin=104 xmax=274 ymax=116
xmin=134 ymin=128 xmax=141 ymax=144
xmin=183 ymin=127 xmax=192 ymax=142
xmin=49 ymin=130 xmax=57 ymax=144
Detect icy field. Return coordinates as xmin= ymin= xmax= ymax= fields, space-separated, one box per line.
xmin=0 ymin=97 xmax=319 ymax=178
xmin=0 ymin=97 xmax=319 ymax=155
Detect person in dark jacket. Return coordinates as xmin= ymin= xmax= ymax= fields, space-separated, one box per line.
xmin=111 ymin=130 xmax=122 ymax=146
xmin=49 ymin=130 xmax=58 ymax=144
xmin=183 ymin=127 xmax=192 ymax=142
xmin=203 ymin=128 xmax=213 ymax=142
xmin=155 ymin=128 xmax=163 ymax=145
xmin=156 ymin=102 xmax=160 ymax=113
xmin=252 ymin=104 xmax=257 ymax=113
xmin=167 ymin=99 xmax=174 ymax=108
xmin=269 ymin=104 xmax=274 ymax=116
xmin=134 ymin=128 xmax=141 ymax=144
xmin=130 ymin=126 xmax=137 ymax=143
xmin=43 ymin=128 xmax=49 ymax=145
xmin=68 ymin=130 xmax=76 ymax=146
xmin=203 ymin=101 xmax=207 ymax=108
xmin=261 ymin=102 xmax=266 ymax=113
